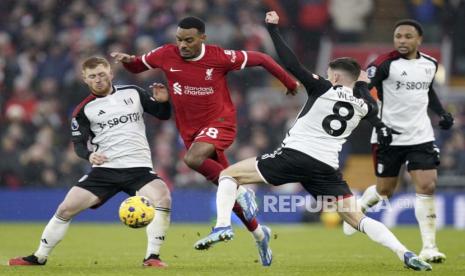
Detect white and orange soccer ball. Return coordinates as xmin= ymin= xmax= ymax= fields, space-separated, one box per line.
xmin=119 ymin=196 xmax=155 ymax=228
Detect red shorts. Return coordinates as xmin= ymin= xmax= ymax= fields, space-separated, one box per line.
xmin=183 ymin=122 xmax=236 ymax=152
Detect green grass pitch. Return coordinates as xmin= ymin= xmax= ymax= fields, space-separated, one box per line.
xmin=1 ymin=223 xmax=464 ymax=275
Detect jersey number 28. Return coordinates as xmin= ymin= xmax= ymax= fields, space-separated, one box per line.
xmin=198 ymin=127 xmax=219 ymax=139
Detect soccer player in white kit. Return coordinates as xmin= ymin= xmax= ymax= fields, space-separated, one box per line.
xmin=343 ymin=19 xmax=453 ymax=263
xmin=194 ymin=11 xmax=432 ymax=271
xmin=9 ymin=57 xmax=172 ymax=268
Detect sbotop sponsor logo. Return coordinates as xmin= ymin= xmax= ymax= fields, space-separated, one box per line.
xmin=96 ymin=112 xmax=141 ymax=130
xmin=262 ymin=195 xmax=414 ymax=213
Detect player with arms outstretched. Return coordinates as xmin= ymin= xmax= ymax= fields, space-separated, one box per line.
xmin=111 ymin=16 xmax=299 ymax=266
xmin=194 ymin=11 xmax=432 ymax=271
xmin=9 ymin=57 xmax=172 ymax=268
xmin=343 ymin=20 xmax=453 ymax=263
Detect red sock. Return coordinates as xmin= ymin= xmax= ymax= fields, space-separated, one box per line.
xmin=196 ymin=151 xmax=229 ymax=184
xmin=233 ymin=202 xmax=259 ymax=231
xmin=197 ymin=159 xmax=223 ymax=184
xmin=215 ymin=151 xmax=230 ymax=168
xmin=197 ymin=158 xmax=259 ymax=232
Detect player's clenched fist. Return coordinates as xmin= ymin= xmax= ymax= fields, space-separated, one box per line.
xmin=265 ymin=11 xmax=279 ymax=25
xmin=110 ymin=52 xmax=136 ymax=63
xmin=357 ymin=70 xmax=370 ymax=83
xmin=286 ymin=81 xmax=300 ymax=96
xmin=149 ymin=83 xmax=169 ymax=103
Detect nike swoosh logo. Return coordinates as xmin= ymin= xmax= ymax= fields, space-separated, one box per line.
xmin=170 ymin=68 xmax=182 ymax=72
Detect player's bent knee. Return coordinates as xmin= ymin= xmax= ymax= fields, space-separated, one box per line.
xmin=219 ymin=168 xmax=244 ymax=183
xmin=219 ymin=167 xmax=234 ymax=178
xmin=376 ymin=186 xmax=394 ymax=198
xmin=152 ymin=194 xmax=171 ymax=209
xmin=158 ymin=189 xmax=172 ymax=208
xmin=416 ymin=182 xmax=436 ymax=195
xmin=144 ymin=181 xmax=172 ymax=208
xmin=56 ymin=202 xmax=81 ymax=220
xmin=339 ymin=211 xmax=363 ymax=229
xmin=183 ymin=153 xmax=204 ymax=169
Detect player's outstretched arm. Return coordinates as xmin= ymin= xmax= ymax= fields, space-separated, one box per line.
xmin=244 ymin=51 xmax=299 ymax=95
xmin=110 ymin=52 xmax=148 ymax=73
xmin=265 ymin=11 xmax=313 ymax=88
xmin=110 ymin=52 xmax=136 ymax=63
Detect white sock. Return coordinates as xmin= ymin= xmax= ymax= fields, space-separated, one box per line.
xmin=358 ymin=216 xmax=408 ymax=261
xmin=34 ymin=214 xmax=71 ymax=262
xmin=359 ymin=185 xmax=384 ymax=211
xmin=252 ymin=225 xmax=265 ymax=241
xmin=415 ymin=194 xmax=436 ymax=249
xmin=146 ymin=207 xmax=171 ymax=258
xmin=215 ymin=176 xmax=238 ymax=228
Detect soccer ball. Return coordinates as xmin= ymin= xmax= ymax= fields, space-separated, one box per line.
xmin=320 ymin=211 xmax=342 ymax=228
xmin=119 ymin=196 xmax=155 ymax=228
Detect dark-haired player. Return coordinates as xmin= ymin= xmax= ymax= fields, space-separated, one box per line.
xmin=9 ymin=57 xmax=172 ymax=267
xmin=343 ymin=19 xmax=453 ymax=264
xmin=195 ymin=11 xmax=432 ymax=271
xmin=111 ymin=16 xmax=299 ymax=266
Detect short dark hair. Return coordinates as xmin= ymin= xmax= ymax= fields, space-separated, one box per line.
xmin=82 ymin=56 xmax=110 ymax=71
xmin=178 ymin=16 xmax=205 ymax=34
xmin=329 ymin=57 xmax=361 ymax=80
xmin=394 ymin=19 xmax=423 ymax=36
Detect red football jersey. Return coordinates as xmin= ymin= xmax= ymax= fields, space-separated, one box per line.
xmin=141 ymin=44 xmax=247 ymax=140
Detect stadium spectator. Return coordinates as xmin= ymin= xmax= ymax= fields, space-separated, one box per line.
xmin=296 ymin=0 xmax=329 ymax=69
xmin=406 ymin=0 xmax=444 ymax=42
xmin=329 ymin=0 xmax=373 ymax=43
xmin=443 ymin=0 xmax=465 ymax=75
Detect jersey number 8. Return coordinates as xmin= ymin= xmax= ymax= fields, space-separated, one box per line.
xmin=322 ymin=101 xmax=354 ymax=137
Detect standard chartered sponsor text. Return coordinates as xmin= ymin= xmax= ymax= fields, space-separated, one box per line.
xmin=183 ymin=85 xmax=214 ymax=96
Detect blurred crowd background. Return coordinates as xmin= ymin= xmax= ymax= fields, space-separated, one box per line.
xmin=1 ymin=0 xmax=464 ymax=192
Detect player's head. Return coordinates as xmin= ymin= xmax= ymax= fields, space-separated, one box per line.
xmin=81 ymin=56 xmax=114 ymax=96
xmin=393 ymin=19 xmax=423 ymax=58
xmin=176 ymin=16 xmax=206 ymax=59
xmin=327 ymin=57 xmax=361 ymax=86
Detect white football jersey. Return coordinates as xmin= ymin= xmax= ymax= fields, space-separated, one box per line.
xmin=71 ymin=85 xmax=154 ymax=168
xmin=282 ymin=78 xmax=370 ymax=169
xmin=367 ymin=51 xmax=437 ymax=145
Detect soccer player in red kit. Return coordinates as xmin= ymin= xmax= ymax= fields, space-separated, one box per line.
xmin=111 ymin=16 xmax=298 ymax=266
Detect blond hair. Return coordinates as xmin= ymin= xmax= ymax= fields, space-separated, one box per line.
xmin=82 ymin=56 xmax=110 ymax=71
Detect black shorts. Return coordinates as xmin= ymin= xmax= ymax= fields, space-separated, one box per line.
xmin=372 ymin=142 xmax=440 ymax=177
xmin=256 ymin=148 xmax=352 ymax=199
xmin=76 ymin=167 xmax=160 ymax=209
